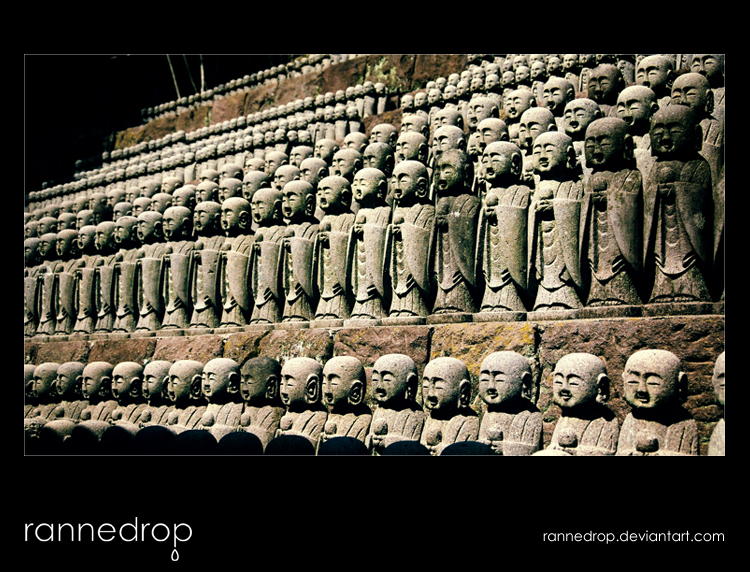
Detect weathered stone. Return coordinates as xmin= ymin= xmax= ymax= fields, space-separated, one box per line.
xmin=152 ymin=334 xmax=224 ymax=364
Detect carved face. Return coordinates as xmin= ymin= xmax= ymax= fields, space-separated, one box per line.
xmin=616 ymin=88 xmax=655 ymax=133
xmin=543 ymin=80 xmax=572 ymax=116
xmin=240 ymin=361 xmax=277 ymax=403
xmin=514 ymin=66 xmax=531 ymax=86
xmin=622 ymin=351 xmax=680 ymax=410
xmin=31 ymin=366 xmax=57 ymax=399
xmin=279 ymin=369 xmax=307 ymax=406
xmin=281 ymin=186 xmax=308 ymax=219
xmin=532 ymin=134 xmax=570 ymax=174
xmin=691 ymin=54 xmax=723 ymax=85
xmin=467 ymin=98 xmax=494 ymax=130
xmin=331 ymin=152 xmax=360 ymax=180
xmin=193 ymin=204 xmax=219 ymax=235
xmin=433 ymin=127 xmax=465 ymax=155
xmin=202 ymin=360 xmax=237 ymax=400
xmin=479 ymin=353 xmax=528 ymax=406
xmin=563 ymin=54 xmax=579 ymax=71
xmin=552 ymin=355 xmax=601 ymax=410
xmin=504 ymin=91 xmax=534 ymax=122
xmin=322 ymin=360 xmax=357 ymax=406
xmin=112 ymin=367 xmax=140 ymax=400
xmin=585 ymin=120 xmax=628 ymax=169
xmin=94 ymin=225 xmax=115 ymax=252
xmin=251 ymin=191 xmax=279 ymax=225
xmin=142 ymin=370 xmax=167 ymax=400
xmin=670 ymin=73 xmax=710 ymax=113
xmin=136 ymin=217 xmax=158 ymax=243
xmin=395 ymin=135 xmax=425 ymax=164
xmin=317 ymin=178 xmax=347 ymax=212
xmin=81 ymin=367 xmax=109 ymax=399
xmin=55 ymin=369 xmax=80 ymax=398
xmin=482 ymin=146 xmax=516 ymax=181
xmin=221 ymin=202 xmax=244 ymax=232
xmin=563 ymin=100 xmax=599 ymax=139
xmin=587 ymin=66 xmax=620 ymax=104
xmin=352 ymin=170 xmax=384 ymax=204
xmin=392 ymin=164 xmax=423 ymax=202
xmin=712 ymin=353 xmax=725 ymax=408
xmin=635 ymin=56 xmax=671 ymax=92
xmin=650 ymin=108 xmax=694 ymax=159
xmin=162 ymin=209 xmax=189 ymax=240
xmin=518 ymin=109 xmax=555 ymax=151
xmin=372 ymin=356 xmax=412 ymax=404
xmin=422 ymin=360 xmax=464 ymax=412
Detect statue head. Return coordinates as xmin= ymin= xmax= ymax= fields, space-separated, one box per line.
xmin=299 ymin=157 xmax=328 ymax=189
xmin=635 ymin=55 xmax=674 ymax=96
xmin=162 ymin=206 xmax=192 ymax=241
xmin=250 ymin=188 xmax=283 ymax=227
xmin=149 ymin=192 xmax=173 ymax=215
xmin=532 ymin=131 xmax=577 ymax=177
xmin=395 ymin=132 xmax=429 ymax=165
xmin=344 ymin=132 xmax=369 ymax=154
xmin=142 ymin=360 xmax=172 ymax=403
xmin=290 ymin=145 xmax=314 ymax=168
xmin=422 ymin=357 xmax=472 ymax=415
xmin=81 ymin=361 xmax=114 ymax=400
xmin=370 ymin=123 xmax=399 ymax=148
xmin=38 ymin=216 xmax=58 ymax=237
xmin=712 ymin=352 xmax=725 ymax=408
xmin=479 ymin=351 xmax=534 ymax=407
xmin=552 ymin=353 xmax=610 ymax=412
xmin=392 ymin=160 xmax=429 ymax=205
xmin=272 ymin=164 xmax=301 ymax=192
xmin=331 ymin=148 xmax=363 ymax=182
xmin=38 ymin=232 xmax=58 ymax=261
xmin=690 ymin=54 xmax=724 ymax=88
xmin=400 ymin=114 xmax=430 ymax=139
xmin=75 ymin=225 xmax=96 ymax=254
xmin=30 ymin=362 xmax=60 ymax=401
xmin=433 ymin=107 xmax=464 ymax=131
xmin=316 ymin=175 xmax=352 ymax=215
xmin=136 ymin=211 xmax=163 ymax=244
xmin=218 ymin=178 xmax=244 ymax=203
xmin=466 ymin=96 xmax=500 ymax=131
xmin=200 ymin=169 xmax=220 ymax=185
xmin=220 ymin=196 xmax=251 ymax=235
xmin=94 ymin=221 xmax=116 ymax=253
xmin=562 ymin=98 xmax=602 ymax=141
xmin=363 ymin=142 xmax=395 ymax=176
xmin=481 ymin=141 xmax=524 ymax=185
xmin=201 ymin=358 xmax=241 ymax=403
xmin=196 ymin=181 xmax=219 ymax=205
xmin=401 ymin=93 xmax=414 ymax=112
xmin=167 ymin=360 xmax=204 ymax=406
xmin=518 ymin=107 xmax=557 ymax=152
xmin=435 ymin=149 xmax=472 ymax=196
xmin=240 ymin=356 xmax=282 ymax=404
xmin=160 ymin=176 xmax=182 ymax=195
xmin=504 ymin=89 xmax=537 ymax=123
xmin=616 ymin=85 xmax=658 ymax=136
xmin=649 ymin=105 xmax=702 ymax=161
xmin=352 ymin=168 xmax=387 ymax=208
xmin=111 ymin=361 xmax=144 ymax=403
xmin=245 ymin=157 xmax=267 ymax=174
xmin=264 ymin=151 xmax=289 ymax=177
xmin=112 ymin=201 xmax=133 ymax=220
xmin=139 ymin=178 xmax=161 ymax=198
xmin=433 ymin=126 xmax=467 ymax=158
xmin=371 ymin=354 xmax=419 ymax=407
xmin=622 ymin=349 xmax=687 ymax=410
xmin=55 ymin=228 xmax=80 ymax=260
xmin=671 ymin=72 xmax=714 ymax=117
xmin=588 ymin=64 xmax=624 ymax=106
xmin=240 ymin=171 xmax=270 ymax=202
xmin=543 ymin=77 xmax=576 ymax=117
xmin=322 ymin=356 xmax=367 ymax=409
xmin=314 ymin=139 xmax=340 ymax=165
xmin=55 ymin=362 xmax=85 ymax=400
xmin=514 ymin=65 xmax=532 ymax=87
xmin=75 ymin=209 xmax=95 ymax=231
xmin=279 ymin=357 xmax=323 ymax=410
xmin=281 ymin=180 xmax=315 ymax=221
xmin=219 ymin=163 xmax=244 ymax=182
xmin=584 ymin=117 xmax=633 ymax=172
xmin=114 ymin=216 xmax=139 ymax=249
xmin=132 ymin=197 xmax=152 ymax=217
xmin=89 ymin=193 xmax=113 ymax=224
xmin=192 ymin=200 xmax=222 ymax=237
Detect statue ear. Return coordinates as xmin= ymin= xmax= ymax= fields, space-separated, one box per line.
xmin=227 ymin=372 xmax=240 ymax=395
xmin=419 ymin=144 xmax=429 ymax=165
xmin=521 ymin=371 xmax=534 ymax=401
xmin=416 ymin=176 xmax=429 ymax=198
xmin=238 ymin=211 xmax=250 ymax=230
xmin=306 ymin=193 xmax=316 ymax=216
xmin=341 ymin=188 xmax=352 ymax=207
xmin=75 ymin=375 xmax=84 ymax=397
xmin=511 ymin=153 xmax=523 ymax=177
xmin=405 ymin=372 xmax=419 ymax=402
xmin=190 ymin=374 xmax=203 ymax=400
xmin=566 ymin=145 xmax=578 ymax=170
xmin=348 ymin=381 xmax=364 ymax=406
xmin=318 ymin=166 xmax=329 ymax=180
xmin=623 ymin=133 xmax=635 ymax=162
xmin=305 ymin=373 xmax=320 ymax=404
xmin=596 ymin=373 xmax=610 ymax=404
xmin=705 ymin=89 xmax=714 ymax=116
xmin=265 ymin=374 xmax=279 ymax=400
xmin=677 ymin=371 xmax=689 ymax=404
xmin=100 ymin=376 xmax=112 ymax=397
xmin=160 ymin=377 xmax=170 ymax=401
xmin=153 ymin=221 xmax=163 ymax=241
xmin=273 ymin=200 xmax=283 ymax=220
xmin=458 ymin=379 xmax=472 ymax=409
xmin=129 ymin=377 xmax=142 ymax=399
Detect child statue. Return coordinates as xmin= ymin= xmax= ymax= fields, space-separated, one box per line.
xmin=189 ymin=201 xmax=225 ymax=329
xmin=708 ymin=352 xmax=725 ymax=456
xmin=318 ymin=356 xmax=372 ymax=448
xmin=165 ymin=360 xmax=207 ymax=433
xmin=218 ymin=197 xmax=255 ymax=329
xmin=134 ymin=211 xmax=168 ymax=333
xmin=196 ymin=358 xmax=244 ymax=442
xmin=239 ymin=356 xmax=285 ymax=450
xmin=160 ymin=206 xmax=196 ymax=330
xmin=138 ymin=360 xmax=173 ymax=427
xmin=249 ymin=189 xmax=286 ymax=325
xmin=276 ymin=357 xmax=328 ymax=447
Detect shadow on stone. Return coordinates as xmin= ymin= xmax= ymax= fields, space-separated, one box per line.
xmin=317 ymin=436 xmax=369 ymax=455
xmin=440 ymin=441 xmax=495 ymax=455
xmin=217 ymin=431 xmax=264 ymax=455
xmin=66 ymin=424 xmax=102 ymax=455
xmin=134 ymin=425 xmax=177 ymax=455
xmin=264 ymin=434 xmax=316 ymax=455
xmin=380 ymin=440 xmax=431 ymax=456
xmin=173 ymin=429 xmax=218 ymax=455
xmin=99 ymin=425 xmax=137 ymax=455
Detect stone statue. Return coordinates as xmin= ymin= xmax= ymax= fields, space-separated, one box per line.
xmin=197 ymin=358 xmax=244 ymax=441
xmin=581 ymin=117 xmax=644 ymax=313
xmin=319 ymin=356 xmax=372 ymax=447
xmin=109 ymin=361 xmax=148 ymax=429
xmin=249 ymin=189 xmax=286 ymax=325
xmin=587 ymin=64 xmax=625 ymax=117
xmin=70 ymin=225 xmax=101 ymax=335
xmin=134 ymin=212 xmax=168 ymax=333
xmin=189 ymin=201 xmax=225 ymax=329
xmin=477 ymin=142 xmax=532 ymax=317
xmin=346 ymin=168 xmax=391 ymax=324
xmin=276 ymin=357 xmax=328 ymax=446
xmin=165 ymin=360 xmax=207 ymax=433
xmin=617 ymin=349 xmax=698 ymax=456
xmin=708 ymin=351 xmax=725 ymax=456
xmin=313 ymin=176 xmax=355 ymax=323
xmin=92 ymin=221 xmax=121 ymax=334
xmin=477 ymin=351 xmax=542 ymax=455
xmin=420 ymin=357 xmax=479 ymax=455
xmin=466 ymin=96 xmax=500 ymax=133
xmin=314 ymin=138 xmax=340 ymax=166
xmin=52 ymin=229 xmax=84 ymax=335
xmin=536 ymin=353 xmax=619 ymax=455
xmin=529 ymin=132 xmax=585 ymax=314
xmin=218 ymin=197 xmax=254 ymax=328
xmin=504 ymin=89 xmax=536 ymax=126
xmin=562 ymin=98 xmax=602 ymax=180
xmin=616 ymin=85 xmax=659 ymax=181
xmin=138 ymin=360 xmax=173 ymax=427
xmin=160 ymin=206 xmax=195 ymax=330
xmin=644 ymin=106 xmax=714 ymax=307
xmin=518 ymin=107 xmax=558 ymax=157
xmin=384 ymin=161 xmax=435 ymax=322
xmin=370 ymin=123 xmax=399 ymax=148
xmin=542 ymin=77 xmax=576 ymax=131
xmin=395 ymin=132 xmax=429 ymax=166
xmin=280 ymin=181 xmax=319 ymax=323
xmin=239 ymin=356 xmax=285 ymax=450
xmin=635 ymin=55 xmax=675 ymax=110
xmin=78 ymin=361 xmax=118 ymax=429
xmin=366 ymin=354 xmax=424 ymax=454
xmin=49 ymin=361 xmax=88 ymax=425
xmin=331 ymin=148 xmax=363 ymax=184
xmin=25 ymin=362 xmax=61 ymax=438
xmin=430 ymin=149 xmax=480 ymax=320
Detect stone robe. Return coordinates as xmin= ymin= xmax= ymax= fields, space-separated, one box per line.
xmin=347 ymin=206 xmax=391 ymax=320
xmin=314 ymin=213 xmax=355 ymax=320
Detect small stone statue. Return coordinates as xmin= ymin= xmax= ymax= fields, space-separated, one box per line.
xmin=110 ymin=217 xmax=141 ymax=333
xmin=280 ymin=181 xmax=319 ymax=323
xmin=165 ymin=360 xmax=207 ymax=433
xmin=384 ymin=161 xmax=435 ymax=322
xmin=72 ymin=225 xmax=101 ymax=335
xmin=313 ymin=176 xmax=355 ymax=324
xmin=134 ymin=212 xmax=168 ymax=333
xmin=25 ymin=363 xmax=61 ymax=438
xmin=366 ymin=354 xmax=425 ymax=454
xmin=319 ymin=356 xmax=372 ymax=447
xmin=635 ymin=55 xmax=674 ymax=110
xmin=615 ymin=85 xmax=659 ymax=181
xmin=535 ymin=353 xmax=619 ymax=455
xmin=708 ymin=351 xmax=725 ymax=456
xmin=477 ymin=142 xmax=532 ymax=317
xmin=587 ymin=64 xmax=625 ymax=117
xmin=78 ymin=361 xmax=118 ymax=426
xmin=430 ymin=149 xmax=480 ymax=320
xmin=529 ymin=132 xmax=585 ymax=314
xmin=189 ymin=201 xmax=225 ymax=329
xmin=197 ymin=358 xmax=244 ymax=441
xmin=420 ymin=357 xmax=479 ymax=455
xmin=617 ymin=349 xmax=698 ymax=456
xmin=139 ymin=360 xmax=173 ymax=427
xmin=109 ymin=361 xmax=148 ymax=428
xmin=581 ymin=117 xmax=644 ymax=312
xmin=346 ymin=168 xmax=391 ymax=324
xmin=53 ymin=229 xmax=84 ymax=335
xmin=276 ymin=357 xmax=328 ymax=447
xmin=562 ymin=98 xmax=602 ymax=179
xmin=478 ymin=351 xmax=542 ymax=455
xmin=218 ymin=197 xmax=254 ymax=329
xmin=504 ymin=89 xmax=537 ymax=126
xmin=93 ymin=221 xmax=120 ymax=334
xmin=249 ymin=189 xmax=286 ymax=325
xmin=160 ymin=206 xmax=195 ymax=330
xmin=239 ymin=356 xmax=285 ymax=450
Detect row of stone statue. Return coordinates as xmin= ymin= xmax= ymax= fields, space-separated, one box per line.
xmin=25 ymin=349 xmax=725 ymax=455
